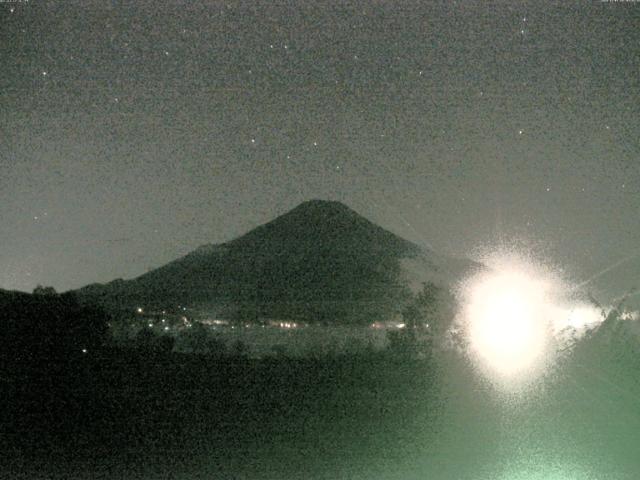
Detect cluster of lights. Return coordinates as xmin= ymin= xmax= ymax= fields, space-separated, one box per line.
xmin=202 ymin=319 xmax=228 ymax=326
xmin=369 ymin=321 xmax=411 ymax=330
xmin=278 ymin=322 xmax=298 ymax=329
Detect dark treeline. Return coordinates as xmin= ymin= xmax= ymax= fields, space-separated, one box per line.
xmin=0 ymin=288 xmax=108 ymax=366
xmin=2 ymin=285 xmax=640 ymax=479
xmin=0 ymin=286 xmax=443 ymax=479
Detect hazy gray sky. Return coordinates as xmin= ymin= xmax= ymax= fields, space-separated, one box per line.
xmin=1 ymin=1 xmax=638 ymax=302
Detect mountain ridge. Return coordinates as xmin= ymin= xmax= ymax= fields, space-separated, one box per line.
xmin=76 ymin=200 xmax=480 ymax=323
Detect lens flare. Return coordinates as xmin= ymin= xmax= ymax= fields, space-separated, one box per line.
xmin=461 ymin=265 xmax=553 ymax=378
xmin=454 ymin=250 xmax=605 ymax=384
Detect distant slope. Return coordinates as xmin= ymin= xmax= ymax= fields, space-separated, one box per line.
xmin=76 ymin=200 xmax=481 ymax=323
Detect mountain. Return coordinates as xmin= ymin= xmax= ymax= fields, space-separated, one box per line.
xmin=76 ymin=200 xmax=480 ymax=323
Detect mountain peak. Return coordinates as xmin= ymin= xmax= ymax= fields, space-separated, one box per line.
xmin=281 ymin=200 xmax=359 ymax=222
xmin=75 ymin=200 xmax=479 ymax=323
xmin=226 ymin=199 xmax=416 ymax=256
xmin=293 ymin=199 xmax=352 ymax=211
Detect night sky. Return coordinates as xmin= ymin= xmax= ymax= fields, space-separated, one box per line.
xmin=1 ymin=1 xmax=638 ymax=303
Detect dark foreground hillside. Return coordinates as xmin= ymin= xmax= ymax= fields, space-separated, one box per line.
xmin=1 ymin=350 xmax=442 ymax=480
xmin=2 ymin=289 xmax=639 ymax=480
xmin=0 ymin=287 xmax=448 ymax=480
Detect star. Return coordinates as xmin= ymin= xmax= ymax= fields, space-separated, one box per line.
xmin=42 ymin=71 xmax=48 ymax=76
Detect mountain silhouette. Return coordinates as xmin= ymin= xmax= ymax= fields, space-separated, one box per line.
xmin=77 ymin=200 xmax=479 ymax=323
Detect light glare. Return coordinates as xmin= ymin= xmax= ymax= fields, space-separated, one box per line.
xmin=463 ymin=267 xmax=551 ymax=378
xmin=455 ymin=251 xmax=606 ymax=385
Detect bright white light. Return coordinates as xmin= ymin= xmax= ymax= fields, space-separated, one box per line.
xmin=455 ymin=251 xmax=605 ymax=383
xmin=554 ymin=304 xmax=602 ymax=333
xmin=462 ymin=266 xmax=551 ymax=377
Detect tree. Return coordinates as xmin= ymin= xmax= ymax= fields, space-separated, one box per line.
xmin=231 ymin=339 xmax=249 ymax=357
xmin=134 ymin=327 xmax=175 ymax=354
xmin=175 ymin=323 xmax=226 ymax=355
xmin=402 ymin=282 xmax=441 ymax=330
xmin=33 ymin=285 xmax=57 ymax=296
xmin=388 ymin=282 xmax=443 ymax=356
xmin=0 ymin=291 xmax=109 ymax=365
xmin=134 ymin=327 xmax=157 ymax=352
